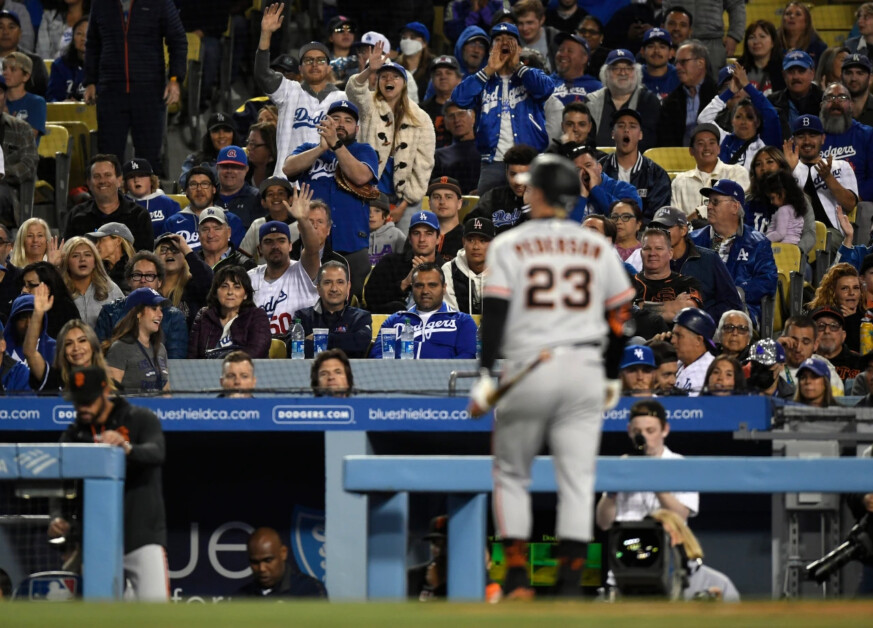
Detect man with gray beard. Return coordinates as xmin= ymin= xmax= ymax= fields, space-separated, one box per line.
xmin=820 ymin=82 xmax=873 ymax=202
xmin=584 ymin=49 xmax=661 ymax=152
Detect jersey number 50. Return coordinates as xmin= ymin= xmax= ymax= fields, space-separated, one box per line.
xmin=525 ymin=266 xmax=591 ymax=309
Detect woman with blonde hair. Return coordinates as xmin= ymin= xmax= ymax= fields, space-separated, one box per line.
xmin=10 ymin=217 xmax=63 ymax=267
xmin=807 ymin=262 xmax=862 ymax=352
xmin=650 ymin=509 xmax=740 ymax=601
xmin=22 ymin=282 xmax=111 ymax=392
xmin=60 ymin=237 xmax=123 ymax=327
xmin=778 ymin=1 xmax=827 ymax=66
xmin=346 ymin=41 xmax=436 ymax=231
xmin=153 ymin=232 xmax=213 ymax=330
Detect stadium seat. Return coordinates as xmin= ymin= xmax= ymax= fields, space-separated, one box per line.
xmin=269 ymin=338 xmax=287 ymax=359
xmin=819 ymin=30 xmax=850 ymax=47
xmin=599 ymin=146 xmax=616 ymax=155
xmin=811 ymin=5 xmax=856 ymax=31
xmin=810 ymin=221 xmax=832 ymax=285
xmin=50 ymin=120 xmax=89 ymax=190
xmin=46 ymin=103 xmax=98 ymax=159
xmin=771 ymin=242 xmax=804 ymax=333
xmin=371 ymin=314 xmax=389 ymax=342
xmin=44 ymin=58 xmax=52 ymax=76
xmin=642 ymin=147 xmax=696 ymax=174
xmin=459 ymin=195 xmax=479 ymax=222
xmin=34 ymin=125 xmax=73 ymax=229
xmin=738 ymin=4 xmax=784 ymax=26
xmin=421 ymin=196 xmax=430 ymax=211
xmin=167 ymin=193 xmax=188 ymax=208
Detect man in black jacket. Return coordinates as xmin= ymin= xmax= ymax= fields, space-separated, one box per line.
xmin=466 ymin=144 xmax=536 ymax=234
xmin=658 ymin=41 xmax=717 ymax=147
xmin=48 ymin=366 xmax=168 ymax=600
xmin=767 ymin=50 xmax=823 ymax=142
xmin=292 ymin=260 xmax=372 ymax=358
xmin=64 ymin=155 xmax=155 ymax=252
xmin=238 ymin=527 xmax=326 ymax=598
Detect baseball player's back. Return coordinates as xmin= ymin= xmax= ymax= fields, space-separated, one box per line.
xmin=485 ymin=218 xmax=634 ymax=361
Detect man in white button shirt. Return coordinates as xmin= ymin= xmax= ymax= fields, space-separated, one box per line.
xmin=595 ymin=399 xmax=699 ymax=530
xmin=671 ymin=306 xmax=716 ymax=396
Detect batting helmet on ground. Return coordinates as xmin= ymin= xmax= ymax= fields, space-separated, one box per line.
xmin=673 ymin=307 xmax=716 ymax=343
xmin=518 ymin=154 xmax=579 ymax=211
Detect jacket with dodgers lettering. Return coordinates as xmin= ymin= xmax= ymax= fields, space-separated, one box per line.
xmin=690 ymin=224 xmax=777 ymax=325
xmin=369 ymin=302 xmax=478 ymax=359
xmin=821 ymin=119 xmax=873 ymax=202
xmin=451 ymin=64 xmax=554 ymax=161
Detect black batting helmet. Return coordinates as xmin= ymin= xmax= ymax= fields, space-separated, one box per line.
xmin=519 ymin=154 xmax=579 ymax=212
xmin=673 ymin=307 xmax=716 ymax=342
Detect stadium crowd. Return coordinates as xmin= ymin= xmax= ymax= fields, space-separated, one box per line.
xmin=3 ymin=0 xmax=873 ymax=601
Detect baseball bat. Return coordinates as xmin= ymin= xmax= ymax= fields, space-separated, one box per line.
xmin=470 ymin=349 xmax=552 ymax=418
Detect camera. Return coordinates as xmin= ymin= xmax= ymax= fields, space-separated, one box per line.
xmin=630 ymin=432 xmax=647 ymax=456
xmin=805 ymin=513 xmax=873 ymax=583
xmin=609 ymin=520 xmax=688 ymax=598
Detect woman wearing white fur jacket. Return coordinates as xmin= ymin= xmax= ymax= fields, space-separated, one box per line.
xmin=346 ymin=41 xmax=436 ymax=232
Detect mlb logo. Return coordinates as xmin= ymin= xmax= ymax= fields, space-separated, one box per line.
xmin=216 ymin=113 xmax=225 ymax=121
xmin=419 ymin=212 xmax=427 ymax=220
xmin=634 ymin=348 xmax=644 ymax=360
xmin=498 ymin=25 xmax=507 ymax=30
xmin=226 ymin=148 xmax=237 ymax=158
xmin=616 ymin=50 xmax=626 ymax=57
xmin=207 ymin=208 xmax=216 ymax=216
xmin=340 ymin=100 xmax=348 ymax=108
xmin=130 ymin=161 xmax=139 ymax=170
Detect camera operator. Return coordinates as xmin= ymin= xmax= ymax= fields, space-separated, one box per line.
xmin=651 ymin=509 xmax=740 ymax=601
xmin=847 ymin=445 xmax=873 ymax=595
xmin=595 ymin=400 xmax=699 ymax=530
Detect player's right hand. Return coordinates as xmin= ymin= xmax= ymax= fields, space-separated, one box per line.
xmin=603 ymin=379 xmax=621 ymax=411
xmin=469 ymin=369 xmax=496 ymax=419
xmin=48 ymin=517 xmax=71 ymax=539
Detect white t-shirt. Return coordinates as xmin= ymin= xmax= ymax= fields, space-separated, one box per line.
xmin=494 ymin=76 xmax=514 ymax=162
xmin=791 ymin=159 xmax=858 ymax=235
xmin=613 ymin=446 xmax=700 ymax=521
xmin=248 ymin=262 xmax=318 ymax=336
xmin=675 ymin=351 xmax=715 ymax=397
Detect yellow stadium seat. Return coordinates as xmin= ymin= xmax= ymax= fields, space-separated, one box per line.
xmin=811 ymin=5 xmax=856 ymax=31
xmin=818 ymin=30 xmax=850 ymax=48
xmin=421 ymin=196 xmax=430 ymax=211
xmin=34 ymin=125 xmax=73 ymax=228
xmin=50 ymin=120 xmax=89 ymax=189
xmin=167 ymin=193 xmax=188 ymax=208
xmin=471 ymin=314 xmax=481 ymax=327
xmin=44 ymin=58 xmax=52 ymax=76
xmin=46 ymin=103 xmax=98 ymax=158
xmin=371 ymin=314 xmax=389 ymax=341
xmin=741 ymin=4 xmax=784 ymax=26
xmin=771 ymin=243 xmax=804 ymax=334
xmin=642 ymin=147 xmax=696 ymax=173
xmin=771 ymin=242 xmax=802 ymax=274
xmin=599 ymin=146 xmax=616 ymax=155
xmin=808 ymin=221 xmax=828 ymax=265
xmin=269 ymin=338 xmax=287 ymax=359
xmin=459 ymin=195 xmax=479 ymax=222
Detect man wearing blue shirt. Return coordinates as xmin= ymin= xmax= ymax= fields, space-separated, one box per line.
xmin=551 ymin=33 xmax=602 ymax=105
xmin=567 ymin=144 xmax=641 ymax=221
xmin=819 ymin=81 xmax=873 ymax=202
xmin=640 ymin=28 xmax=678 ymax=102
xmin=3 ymin=51 xmax=44 ymax=145
xmin=283 ymin=99 xmax=378 ymax=298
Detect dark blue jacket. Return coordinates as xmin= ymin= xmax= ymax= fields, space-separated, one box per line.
xmin=94 ymin=298 xmax=189 ymax=359
xmin=46 ymin=57 xmax=85 ymax=102
xmin=292 ymin=301 xmax=373 ymax=359
xmin=600 ymin=153 xmax=672 ymax=221
xmin=84 ymin=0 xmax=187 ymax=91
xmin=452 ymin=64 xmax=555 ymax=161
xmin=370 ymin=302 xmax=477 ymax=359
xmin=569 ymin=172 xmax=642 ymax=222
xmin=1 ymin=353 xmax=30 ymax=392
xmin=4 ymin=294 xmax=56 ymax=366
xmin=131 ymin=193 xmax=182 ymax=236
xmin=690 ymin=224 xmax=777 ymax=325
xmin=218 ymin=185 xmax=263 ymax=229
xmin=671 ymin=238 xmax=745 ymax=324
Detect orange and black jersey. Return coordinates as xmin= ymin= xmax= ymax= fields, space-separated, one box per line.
xmin=632 ymin=272 xmax=703 ymax=307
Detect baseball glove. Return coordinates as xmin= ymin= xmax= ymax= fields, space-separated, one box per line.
xmin=335 ymin=167 xmax=381 ymax=201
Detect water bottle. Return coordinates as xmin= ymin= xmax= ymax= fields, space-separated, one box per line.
xmin=290 ymin=319 xmax=305 ymax=359
xmin=476 ymin=326 xmax=482 ymax=360
xmin=400 ymin=318 xmax=415 ymax=360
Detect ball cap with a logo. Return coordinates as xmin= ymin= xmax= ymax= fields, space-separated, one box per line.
xmin=198 ymin=206 xmax=228 ymax=225
xmin=791 ymin=114 xmax=824 ymax=135
xmin=554 ymin=32 xmax=590 ymax=55
xmin=610 ymin=107 xmax=642 ymax=127
xmin=605 ymin=49 xmax=635 ymax=66
xmin=207 ymin=111 xmax=234 ymax=132
xmin=423 ymin=515 xmax=447 ymax=541
xmin=430 ymin=55 xmax=461 ymax=73
xmin=748 ymin=338 xmax=786 ymax=366
xmin=122 ymin=158 xmax=154 ymax=179
xmin=491 ymin=22 xmax=520 ymax=42
xmin=810 ymin=305 xmax=845 ymax=327
xmin=797 ymin=356 xmax=830 ymax=379
xmin=65 ymin=366 xmax=109 ymax=405
xmin=352 ymin=31 xmax=391 ymax=55
xmin=409 ymin=210 xmax=440 ymax=232
xmin=217 ymin=145 xmax=247 ymax=167
xmin=402 ymin=21 xmax=430 ymax=43
xmin=259 ymin=220 xmax=292 ymax=242
xmin=427 ymin=175 xmax=462 ymax=197
xmin=123 ymin=287 xmax=167 ymax=314
xmin=643 ymin=27 xmax=672 ymax=46
xmin=700 ymin=178 xmax=745 ymax=205
xmin=783 ymin=50 xmax=815 ymax=71
xmin=85 ymin=222 xmax=135 ymax=245
xmin=328 ymin=99 xmax=359 ymax=121
xmin=619 ymin=344 xmax=656 ymax=369
xmin=463 ymin=217 xmax=495 ymax=240
xmin=376 ymin=61 xmax=408 ymax=82
xmin=843 ymin=53 xmax=873 ymax=73
xmin=0 ymin=9 xmax=20 ymax=26
xmin=327 ymin=15 xmax=356 ymax=33
xmin=650 ymin=206 xmax=688 ymax=229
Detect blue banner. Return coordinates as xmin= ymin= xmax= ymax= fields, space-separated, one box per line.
xmin=0 ymin=395 xmax=772 ymax=432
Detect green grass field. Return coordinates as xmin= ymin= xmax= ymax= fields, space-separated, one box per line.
xmin=4 ymin=600 xmax=873 ymax=628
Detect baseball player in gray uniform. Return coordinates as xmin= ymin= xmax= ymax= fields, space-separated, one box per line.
xmin=470 ymin=153 xmax=635 ymax=599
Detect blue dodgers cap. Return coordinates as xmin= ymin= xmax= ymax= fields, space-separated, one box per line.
xmin=642 ymin=27 xmax=672 ymax=46
xmin=717 ymin=66 xmax=733 ymax=88
xmin=792 ymin=113 xmax=824 ymax=135
xmin=409 ymin=210 xmax=440 ymax=232
xmin=123 ymin=288 xmax=167 ymax=314
xmin=605 ymin=48 xmax=635 ymax=66
xmin=783 ymin=49 xmax=814 ymax=71
xmin=0 ymin=9 xmax=20 ymax=26
xmin=797 ymin=357 xmax=830 ymax=379
xmin=216 ymin=145 xmax=247 ymax=167
xmin=554 ymin=32 xmax=590 ymax=55
xmin=700 ymin=178 xmax=745 ymax=205
xmin=259 ymin=220 xmax=291 ymax=242
xmin=619 ymin=344 xmax=656 ymax=370
xmin=402 ymin=21 xmax=430 ymax=43
xmin=491 ymin=22 xmax=520 ymax=42
xmin=327 ymin=99 xmax=359 ymax=121
xmin=749 ymin=338 xmax=786 ymax=366
xmin=376 ymin=61 xmax=408 ymax=83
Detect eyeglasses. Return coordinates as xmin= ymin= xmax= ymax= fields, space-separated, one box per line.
xmin=301 ymin=56 xmax=329 ymax=66
xmin=333 ymin=24 xmax=354 ymax=33
xmin=577 ymin=28 xmax=600 ymax=37
xmin=0 ymin=239 xmax=11 ymax=245
xmin=246 ymin=140 xmax=267 ymax=149
xmin=156 ymin=245 xmax=180 ymax=255
xmin=816 ymin=321 xmax=842 ymax=332
xmin=187 ymin=181 xmax=214 ymax=190
xmin=675 ymin=57 xmax=700 ymax=66
xmin=722 ymin=324 xmax=750 ymax=334
xmin=130 ymin=272 xmax=158 ymax=282
xmin=706 ymin=197 xmax=734 ymax=206
xmin=609 ymin=213 xmax=636 ymax=222
xmin=610 ymin=64 xmax=634 ymax=74
xmin=823 ymin=94 xmax=850 ymax=102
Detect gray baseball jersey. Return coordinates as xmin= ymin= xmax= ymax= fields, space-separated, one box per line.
xmin=485 ymin=218 xmax=634 ymax=542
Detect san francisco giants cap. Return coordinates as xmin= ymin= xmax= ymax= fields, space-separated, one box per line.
xmin=427 ymin=176 xmax=462 ymax=197
xmin=65 ymin=366 xmax=109 ymax=405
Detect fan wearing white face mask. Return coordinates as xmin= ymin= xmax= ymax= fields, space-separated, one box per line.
xmin=396 ymin=21 xmax=434 ymax=103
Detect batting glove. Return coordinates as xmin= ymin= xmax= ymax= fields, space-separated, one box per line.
xmin=469 ymin=369 xmax=496 ymax=418
xmin=604 ymin=379 xmax=621 ymax=411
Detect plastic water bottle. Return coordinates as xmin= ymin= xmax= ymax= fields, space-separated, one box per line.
xmin=476 ymin=326 xmax=482 ymax=360
xmin=290 ymin=319 xmax=305 ymax=359
xmin=400 ymin=318 xmax=415 ymax=360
